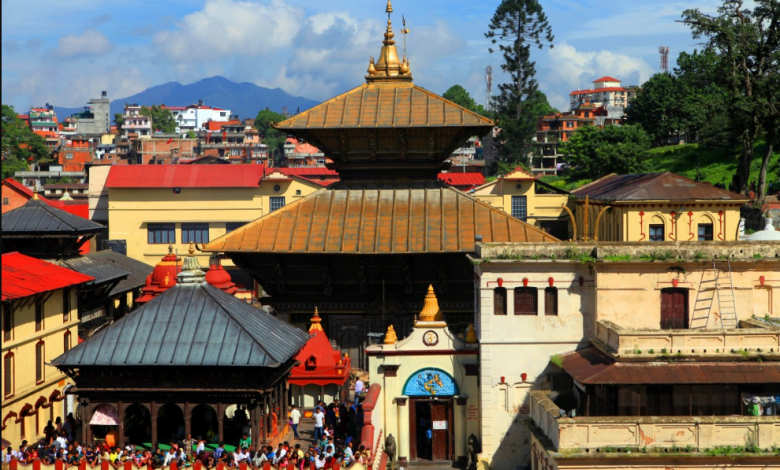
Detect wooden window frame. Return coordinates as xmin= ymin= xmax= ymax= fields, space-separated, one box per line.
xmin=648 ymin=224 xmax=664 ymax=242
xmin=147 ymin=223 xmax=176 ymax=244
xmin=35 ymin=300 xmax=44 ymax=332
xmin=544 ymin=287 xmax=558 ymax=316
xmin=698 ymin=223 xmax=714 ymax=241
xmin=493 ymin=288 xmax=507 ymax=315
xmin=64 ymin=330 xmax=72 ymax=354
xmin=62 ymin=289 xmax=70 ymax=322
xmin=182 ymin=223 xmax=210 ymax=244
xmin=514 ymin=287 xmax=538 ymax=315
xmin=2 ymin=305 xmax=12 ymax=342
xmin=4 ymin=352 xmax=14 ymax=399
xmin=35 ymin=340 xmax=45 ymax=385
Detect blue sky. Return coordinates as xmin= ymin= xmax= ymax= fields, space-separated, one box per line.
xmin=1 ymin=0 xmax=726 ymax=115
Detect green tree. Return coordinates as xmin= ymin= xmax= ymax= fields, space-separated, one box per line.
xmin=486 ymin=0 xmax=554 ymax=173
xmin=627 ymin=72 xmax=682 ymax=146
xmin=674 ymin=48 xmax=728 ymax=144
xmin=187 ymin=130 xmax=196 ymax=139
xmin=114 ymin=113 xmax=125 ymax=134
xmin=140 ymin=105 xmax=177 ymax=134
xmin=442 ymin=85 xmax=488 ymax=116
xmin=255 ymin=108 xmax=287 ymax=165
xmin=2 ymin=104 xmax=49 ymax=179
xmin=560 ymin=124 xmax=651 ymax=180
xmin=682 ymin=0 xmax=780 ymax=200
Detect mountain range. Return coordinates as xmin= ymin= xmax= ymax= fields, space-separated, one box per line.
xmin=52 ymin=76 xmax=320 ymax=122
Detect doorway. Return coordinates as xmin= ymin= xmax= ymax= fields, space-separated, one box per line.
xmin=409 ymin=398 xmax=453 ymax=462
xmin=661 ymin=288 xmax=689 ymax=329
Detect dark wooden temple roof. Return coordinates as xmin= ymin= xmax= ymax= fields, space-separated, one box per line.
xmin=52 ymin=281 xmax=310 ymax=368
xmin=274 ymin=82 xmax=494 ymax=130
xmin=204 ymin=182 xmax=559 ymax=254
xmin=2 ymin=198 xmax=104 ymax=234
xmin=572 ymin=172 xmax=749 ymax=202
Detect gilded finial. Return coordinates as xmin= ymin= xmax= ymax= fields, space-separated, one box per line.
xmin=465 ymin=324 xmax=478 ymax=344
xmin=168 ymin=245 xmax=173 ymax=254
xmin=309 ymin=307 xmax=324 ymax=333
xmin=32 ymin=193 xmax=40 ymax=200
xmin=384 ymin=325 xmax=398 ymax=344
xmin=419 ymin=284 xmax=443 ymax=322
xmin=188 ymin=241 xmax=195 ymax=255
xmin=386 ymin=0 xmax=393 ymax=14
xmin=367 ymin=56 xmax=377 ymax=76
xmin=399 ymin=56 xmax=410 ymax=75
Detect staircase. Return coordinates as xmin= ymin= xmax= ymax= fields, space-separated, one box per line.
xmin=691 ymin=260 xmax=738 ymax=329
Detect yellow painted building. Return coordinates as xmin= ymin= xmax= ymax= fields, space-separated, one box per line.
xmin=471 ymin=168 xmax=570 ymax=240
xmin=572 ymin=172 xmax=749 ymax=242
xmin=105 ymin=165 xmax=327 ymax=281
xmin=2 ymin=253 xmax=93 ymax=447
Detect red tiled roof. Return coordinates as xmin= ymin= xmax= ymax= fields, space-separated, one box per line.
xmin=105 ymin=165 xmax=268 ymax=188
xmin=570 ymin=87 xmax=627 ymax=96
xmin=593 ymin=76 xmax=621 ymax=83
xmin=437 ymin=172 xmax=486 ymax=187
xmin=2 ymin=178 xmax=59 ymax=208
xmin=2 ymin=252 xmax=94 ymax=301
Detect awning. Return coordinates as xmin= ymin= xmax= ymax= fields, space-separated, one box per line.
xmin=560 ymin=347 xmax=780 ymax=385
xmin=90 ymin=404 xmax=119 ymax=425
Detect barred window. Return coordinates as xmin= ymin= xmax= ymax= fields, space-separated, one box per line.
xmin=35 ymin=341 xmax=44 ymax=383
xmin=35 ymin=302 xmax=43 ymax=332
xmin=270 ymin=197 xmax=286 ymax=212
xmin=494 ymin=288 xmax=507 ymax=315
xmin=511 ymin=196 xmax=527 ymax=221
xmin=147 ymin=223 xmax=175 ymax=244
xmin=514 ymin=287 xmax=537 ymax=315
xmin=544 ymin=287 xmax=558 ymax=316
xmin=182 ymin=223 xmax=209 ymax=244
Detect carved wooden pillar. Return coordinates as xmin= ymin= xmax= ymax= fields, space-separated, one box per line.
xmin=117 ymin=401 xmax=125 ymax=448
xmin=184 ymin=403 xmax=192 ymax=443
xmin=250 ymin=404 xmax=259 ymax=446
xmin=282 ymin=382 xmax=288 ymax=425
xmin=216 ymin=403 xmax=225 ymax=444
xmin=150 ymin=402 xmax=158 ymax=448
xmin=263 ymin=395 xmax=271 ymax=443
xmin=81 ymin=400 xmax=92 ymax=445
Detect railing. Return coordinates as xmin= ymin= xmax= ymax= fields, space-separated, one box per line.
xmin=595 ymin=319 xmax=780 ymax=357
xmin=5 ymin=457 xmax=366 ymax=470
xmin=529 ymin=390 xmax=780 ymax=452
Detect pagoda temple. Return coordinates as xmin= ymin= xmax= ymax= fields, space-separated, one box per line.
xmin=203 ymin=1 xmax=559 ymax=369
xmin=289 ymin=308 xmax=351 ymax=410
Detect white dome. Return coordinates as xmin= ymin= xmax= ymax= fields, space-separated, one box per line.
xmin=743 ymin=218 xmax=780 ymax=241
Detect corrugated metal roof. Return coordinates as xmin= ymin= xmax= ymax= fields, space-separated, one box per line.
xmin=86 ymin=250 xmax=154 ymax=296
xmin=274 ymin=83 xmax=494 ymax=130
xmin=437 ymin=173 xmax=485 ymax=187
xmin=105 ymin=165 xmax=267 ymax=188
xmin=572 ymin=172 xmax=749 ymax=202
xmin=52 ymin=281 xmax=310 ymax=368
xmin=2 ymin=198 xmax=104 ymax=234
xmin=561 ymin=347 xmax=780 ymax=384
xmin=204 ymin=183 xmax=559 ymax=254
xmin=48 ymin=256 xmax=130 ymax=287
xmin=2 ymin=252 xmax=95 ymax=301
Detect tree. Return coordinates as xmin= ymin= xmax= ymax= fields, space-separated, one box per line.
xmin=560 ymin=124 xmax=651 ymax=180
xmin=2 ymin=104 xmax=49 ymax=179
xmin=682 ymin=0 xmax=780 ymax=201
xmin=254 ymin=108 xmax=287 ymax=165
xmin=187 ymin=130 xmax=196 ymax=139
xmin=140 ymin=105 xmax=177 ymax=134
xmin=626 ymin=72 xmax=683 ymax=146
xmin=486 ymin=0 xmax=554 ymax=173
xmin=442 ymin=85 xmax=488 ymax=116
xmin=114 ymin=113 xmax=125 ymax=134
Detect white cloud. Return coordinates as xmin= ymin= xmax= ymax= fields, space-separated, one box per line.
xmin=55 ymin=30 xmax=111 ymax=57
xmin=545 ymin=40 xmax=654 ymax=107
xmin=153 ymin=0 xmax=305 ymax=61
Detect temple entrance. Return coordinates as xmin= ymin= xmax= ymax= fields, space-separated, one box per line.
xmin=157 ymin=404 xmax=185 ymax=443
xmin=124 ymin=404 xmax=151 ymax=445
xmin=191 ymin=405 xmax=218 ymax=444
xmin=409 ymin=398 xmax=454 ymax=462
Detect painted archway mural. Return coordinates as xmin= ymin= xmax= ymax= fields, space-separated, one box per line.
xmin=403 ymin=368 xmax=458 ymax=396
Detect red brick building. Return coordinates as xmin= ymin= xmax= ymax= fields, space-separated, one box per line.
xmin=56 ymin=136 xmax=95 ymax=172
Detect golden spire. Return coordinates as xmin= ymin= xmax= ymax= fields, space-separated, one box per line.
xmin=366 ymin=0 xmax=412 ymax=83
xmin=464 ymin=324 xmax=477 ymax=344
xmin=188 ymin=241 xmax=196 ymax=255
xmin=32 ymin=193 xmax=40 ymax=201
xmin=309 ymin=307 xmax=324 ymax=333
xmin=419 ymin=285 xmax=443 ymax=322
xmin=384 ymin=324 xmax=398 ymax=344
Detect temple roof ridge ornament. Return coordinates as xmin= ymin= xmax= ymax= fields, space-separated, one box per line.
xmin=418 ymin=284 xmax=445 ymax=324
xmin=309 ymin=306 xmax=325 ymax=333
xmin=178 ymin=241 xmax=206 ymax=284
xmin=366 ymin=0 xmax=412 ymax=83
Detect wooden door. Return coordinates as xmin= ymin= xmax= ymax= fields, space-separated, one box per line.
xmin=661 ymin=289 xmax=688 ymax=329
xmin=430 ymin=401 xmax=451 ymax=461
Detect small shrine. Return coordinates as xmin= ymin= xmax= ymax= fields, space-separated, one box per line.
xmin=135 ymin=246 xmax=181 ymax=304
xmin=289 ymin=308 xmax=351 ymax=411
xmin=367 ymin=285 xmax=479 ymax=466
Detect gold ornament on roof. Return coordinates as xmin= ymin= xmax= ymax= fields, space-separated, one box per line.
xmin=309 ymin=307 xmax=324 ymax=333
xmin=384 ymin=325 xmax=398 ymax=344
xmin=188 ymin=241 xmax=196 ymax=255
xmin=465 ymin=324 xmax=478 ymax=344
xmin=386 ymin=0 xmax=393 ymax=14
xmin=366 ymin=0 xmax=412 ymax=82
xmin=367 ymin=56 xmax=377 ymax=76
xmin=419 ymin=284 xmax=443 ymax=322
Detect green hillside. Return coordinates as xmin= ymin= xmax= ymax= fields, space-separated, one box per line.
xmin=647 ymin=141 xmax=779 ymax=189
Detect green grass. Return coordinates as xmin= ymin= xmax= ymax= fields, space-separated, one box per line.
xmin=647 ymin=140 xmax=779 ymax=188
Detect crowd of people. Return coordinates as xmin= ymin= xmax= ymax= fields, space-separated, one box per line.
xmin=3 ymin=395 xmax=371 ymax=470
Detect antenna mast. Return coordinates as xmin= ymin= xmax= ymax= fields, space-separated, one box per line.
xmin=485 ymin=66 xmax=493 ymax=110
xmin=659 ymin=46 xmax=669 ymax=72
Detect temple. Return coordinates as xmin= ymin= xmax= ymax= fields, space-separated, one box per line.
xmin=203 ymin=1 xmax=559 ymax=369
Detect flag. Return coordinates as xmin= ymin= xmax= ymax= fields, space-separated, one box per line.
xmin=167 ymin=138 xmax=173 ymax=144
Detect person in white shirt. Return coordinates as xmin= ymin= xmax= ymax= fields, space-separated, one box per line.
xmin=313 ymin=408 xmax=325 ymax=442
xmin=163 ymin=449 xmax=176 ymax=467
xmin=272 ymin=444 xmax=286 ymax=465
xmin=354 ymin=379 xmax=364 ymax=396
xmin=314 ymin=454 xmax=325 ymax=470
xmin=196 ymin=438 xmax=205 ymax=455
xmin=289 ymin=405 xmax=301 ymax=440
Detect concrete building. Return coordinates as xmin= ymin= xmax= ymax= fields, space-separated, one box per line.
xmin=28 ymin=106 xmax=61 ymax=150
xmin=199 ymin=120 xmax=268 ymax=163
xmin=121 ymin=104 xmax=152 ymax=138
xmin=472 ymin=242 xmax=780 ymax=469
xmin=56 ymin=135 xmax=95 ymax=172
xmin=1 ymin=253 xmax=94 ymax=446
xmin=569 ymin=77 xmax=637 ymax=110
xmin=73 ymin=91 xmax=110 ymax=135
xmin=283 ymin=137 xmax=328 ymax=167
xmin=164 ymin=101 xmax=231 ymax=136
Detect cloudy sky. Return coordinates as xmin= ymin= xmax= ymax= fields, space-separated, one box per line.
xmin=1 ymin=0 xmax=726 ymax=115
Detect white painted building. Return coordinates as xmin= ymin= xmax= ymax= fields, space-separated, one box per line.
xmin=164 ymin=101 xmax=231 ymax=136
xmin=122 ymin=104 xmax=152 ymax=138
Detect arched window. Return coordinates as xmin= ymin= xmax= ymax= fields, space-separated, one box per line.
xmin=64 ymin=331 xmax=72 ymax=353
xmin=649 ymin=215 xmax=665 ymax=242
xmin=305 ymin=355 xmax=317 ymax=370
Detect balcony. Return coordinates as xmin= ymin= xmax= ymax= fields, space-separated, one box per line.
xmin=594 ymin=319 xmax=780 ymax=359
xmin=529 ymin=390 xmax=780 ymax=452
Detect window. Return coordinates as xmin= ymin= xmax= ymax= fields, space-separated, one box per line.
xmin=511 ymin=196 xmax=527 ymax=221
xmin=35 ymin=302 xmax=43 ymax=332
xmin=3 ymin=353 xmax=12 ymax=398
xmin=182 ymin=223 xmax=209 ymax=244
xmin=2 ymin=307 xmax=11 ymax=342
xmin=66 ymin=153 xmax=74 ymax=160
xmin=270 ymin=197 xmax=286 ymax=212
xmin=698 ymin=224 xmax=713 ymax=241
xmin=147 ymin=223 xmax=175 ymax=244
xmin=226 ymin=222 xmax=249 ymax=233
xmin=649 ymin=224 xmax=664 ymax=242
xmin=514 ymin=287 xmax=538 ymax=315
xmin=494 ymin=288 xmax=507 ymax=315
xmin=35 ymin=341 xmax=44 ymax=384
xmin=62 ymin=290 xmax=70 ymax=322
xmin=545 ymin=287 xmax=558 ymax=316
xmin=2 ymin=197 xmax=8 ymax=205
xmin=64 ymin=331 xmax=71 ymax=353
xmin=566 ymin=122 xmax=574 ymax=128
